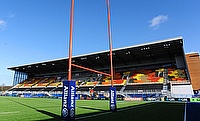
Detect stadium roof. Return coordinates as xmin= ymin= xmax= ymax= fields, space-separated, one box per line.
xmin=8 ymin=36 xmax=185 ymax=76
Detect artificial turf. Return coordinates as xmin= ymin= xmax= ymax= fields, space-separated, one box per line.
xmin=0 ymin=96 xmax=185 ymax=121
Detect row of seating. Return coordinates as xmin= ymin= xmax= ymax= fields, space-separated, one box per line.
xmin=13 ymin=67 xmax=187 ymax=89
xmin=128 ymin=68 xmax=187 ymax=83
xmin=14 ymin=77 xmax=60 ymax=88
xmin=9 ymin=83 xmax=163 ymax=94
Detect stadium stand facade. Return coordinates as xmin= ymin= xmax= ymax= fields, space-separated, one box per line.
xmin=7 ymin=37 xmax=195 ymax=99
xmin=185 ymin=53 xmax=200 ymax=91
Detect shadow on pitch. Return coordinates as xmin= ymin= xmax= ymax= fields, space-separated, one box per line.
xmin=6 ymin=97 xmax=61 ymax=121
xmin=76 ymin=102 xmax=186 ymax=121
xmin=36 ymin=109 xmax=61 ymax=121
xmin=75 ymin=102 xmax=155 ymax=121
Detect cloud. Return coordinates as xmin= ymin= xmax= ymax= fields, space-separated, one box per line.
xmin=0 ymin=19 xmax=7 ymax=31
xmin=149 ymin=15 xmax=168 ymax=30
xmin=8 ymin=14 xmax=15 ymax=18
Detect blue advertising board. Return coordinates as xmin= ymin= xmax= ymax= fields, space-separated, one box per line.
xmin=109 ymin=87 xmax=117 ymax=111
xmin=61 ymin=80 xmax=76 ymax=120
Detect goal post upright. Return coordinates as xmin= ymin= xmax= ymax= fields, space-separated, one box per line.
xmin=106 ymin=0 xmax=114 ymax=87
xmin=106 ymin=0 xmax=117 ymax=112
xmin=61 ymin=0 xmax=76 ymax=120
xmin=68 ymin=0 xmax=74 ymax=81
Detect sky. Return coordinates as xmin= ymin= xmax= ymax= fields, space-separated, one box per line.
xmin=0 ymin=0 xmax=200 ymax=86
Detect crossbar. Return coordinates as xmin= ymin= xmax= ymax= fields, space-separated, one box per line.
xmin=71 ymin=63 xmax=111 ymax=76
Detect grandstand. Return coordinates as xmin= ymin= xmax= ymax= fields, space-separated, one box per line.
xmin=7 ymin=37 xmax=194 ymax=99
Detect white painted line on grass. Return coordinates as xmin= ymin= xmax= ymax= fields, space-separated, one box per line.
xmin=184 ymin=102 xmax=187 ymax=121
xmin=0 ymin=111 xmax=20 ymax=115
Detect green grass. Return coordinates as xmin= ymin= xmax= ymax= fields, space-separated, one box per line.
xmin=0 ymin=96 xmax=185 ymax=121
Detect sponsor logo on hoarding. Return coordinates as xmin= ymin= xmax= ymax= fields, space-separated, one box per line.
xmin=190 ymin=98 xmax=200 ymax=102
xmin=124 ymin=98 xmax=143 ymax=101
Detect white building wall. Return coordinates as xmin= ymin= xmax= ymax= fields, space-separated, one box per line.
xmin=171 ymin=84 xmax=194 ymax=98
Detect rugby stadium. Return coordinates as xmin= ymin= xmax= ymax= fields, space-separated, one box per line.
xmin=6 ymin=36 xmax=196 ymax=100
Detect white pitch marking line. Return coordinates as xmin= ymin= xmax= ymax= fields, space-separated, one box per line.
xmin=0 ymin=111 xmax=20 ymax=115
xmin=184 ymin=102 xmax=187 ymax=121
